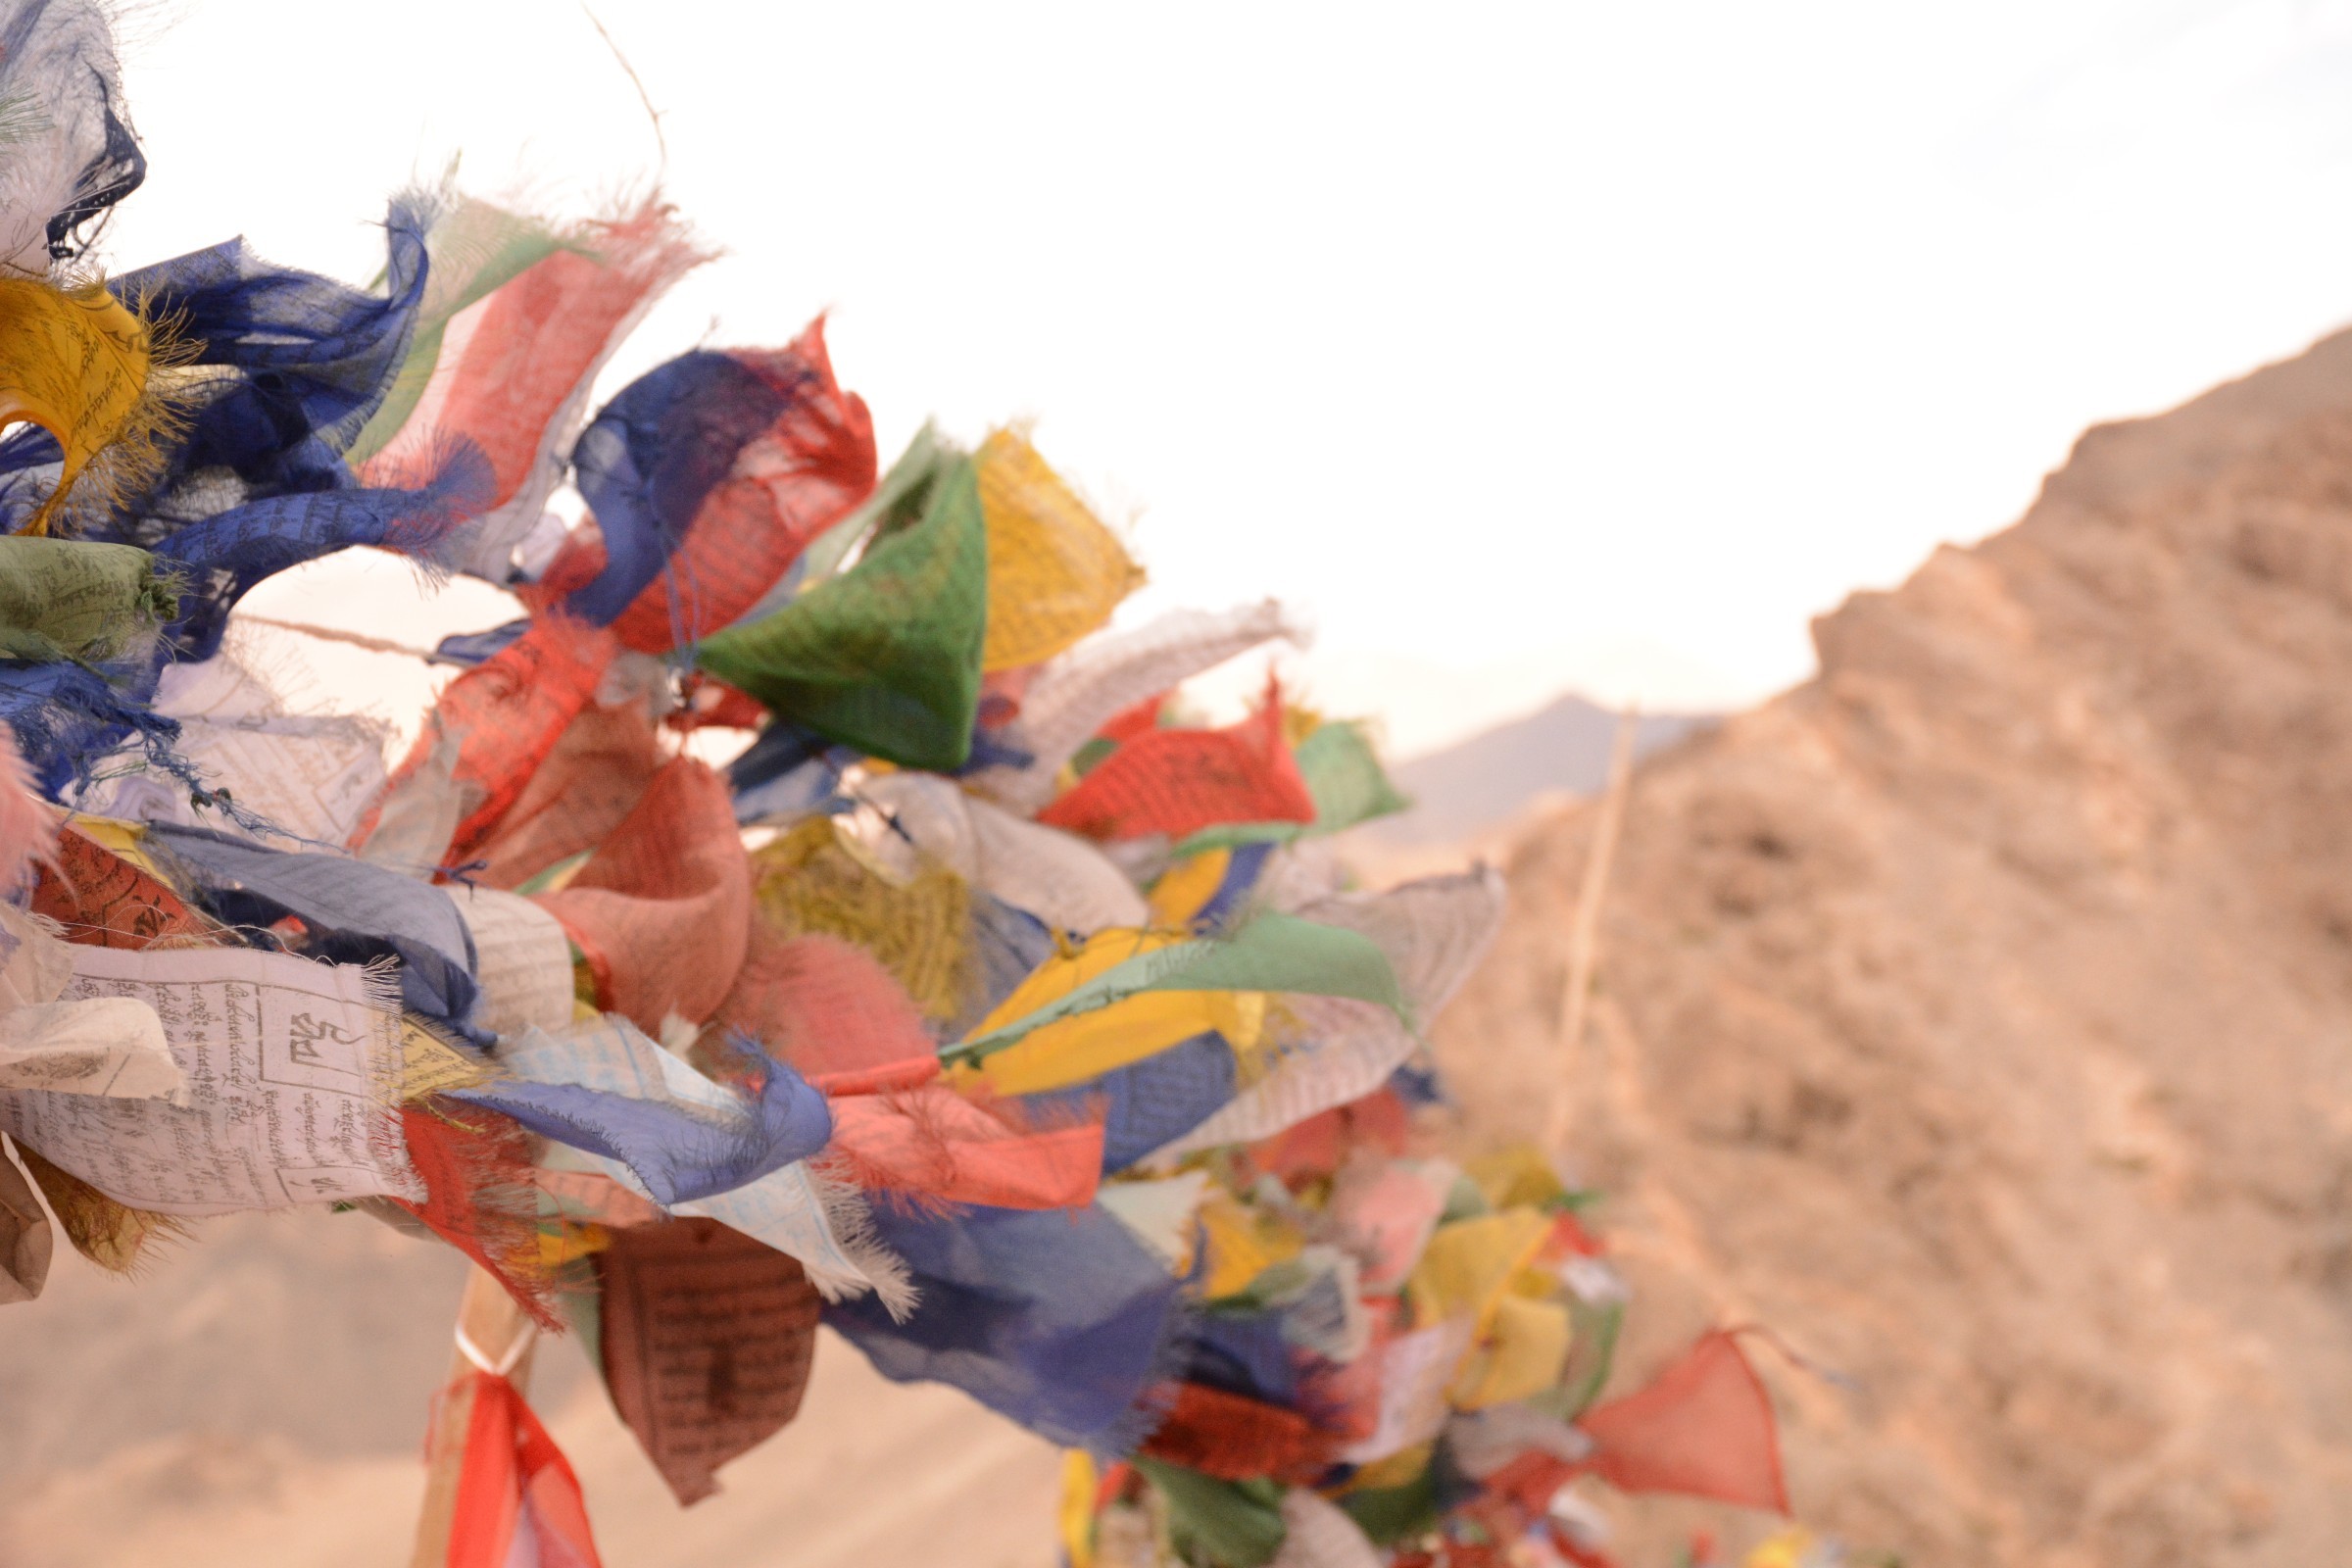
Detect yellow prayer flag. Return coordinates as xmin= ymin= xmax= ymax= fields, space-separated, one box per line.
xmin=1345 ymin=1443 xmax=1436 ymax=1494
xmin=63 ymin=814 xmax=161 ymax=873
xmin=1406 ymin=1206 xmax=1551 ymax=1334
xmin=1450 ymin=1293 xmax=1573 ymax=1409
xmin=953 ymin=924 xmax=1268 ymax=1094
xmin=1464 ymin=1145 xmax=1568 ymax=1212
xmin=1743 ymin=1530 xmax=1818 ymax=1568
xmin=1147 ymin=848 xmax=1231 ymax=930
xmin=1058 ymin=1450 xmax=1099 ymax=1568
xmin=537 ymin=1222 xmax=612 ymax=1269
xmin=975 ymin=426 xmax=1143 ymax=671
xmin=0 ymin=278 xmax=156 ymax=536
xmin=963 ymin=987 xmax=1262 ymax=1096
xmin=401 ymin=1019 xmax=494 ymax=1101
xmin=1199 ymin=1192 xmax=1304 ymax=1298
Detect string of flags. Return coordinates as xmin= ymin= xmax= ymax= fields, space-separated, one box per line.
xmin=0 ymin=4 xmax=1817 ymax=1564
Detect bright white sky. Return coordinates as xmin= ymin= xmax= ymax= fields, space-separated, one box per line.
xmin=89 ymin=0 xmax=2352 ymax=756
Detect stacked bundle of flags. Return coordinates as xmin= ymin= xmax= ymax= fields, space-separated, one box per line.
xmin=0 ymin=4 xmax=1800 ymax=1563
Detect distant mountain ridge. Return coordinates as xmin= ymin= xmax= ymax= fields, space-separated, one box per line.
xmin=1364 ymin=693 xmax=1715 ymax=846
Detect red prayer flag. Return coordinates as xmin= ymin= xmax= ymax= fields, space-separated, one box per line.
xmin=1038 ymin=698 xmax=1313 ymax=843
xmin=1580 ymin=1330 xmax=1789 ymax=1514
xmin=444 ymin=1371 xmax=603 ymax=1568
xmin=535 ymin=759 xmax=753 ymax=1033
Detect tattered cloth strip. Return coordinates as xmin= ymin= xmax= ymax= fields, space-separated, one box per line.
xmin=1140 ymin=1381 xmax=1336 ymax=1483
xmin=399 ymin=1100 xmax=562 ymax=1330
xmin=461 ymin=1012 xmax=904 ymax=1309
xmin=342 ymin=195 xmax=573 ymax=466
xmin=151 ymin=822 xmax=484 ymax=1026
xmin=0 ymin=721 xmax=55 ymax=897
xmin=28 ymin=820 xmax=214 ymax=947
xmin=848 ymin=770 xmax=1149 ymax=938
xmin=1295 ymin=871 xmax=1507 ymax=1018
xmin=95 ymin=194 xmax=433 ymax=514
xmin=449 ymin=886 xmax=576 ymax=1041
xmin=1039 ymin=695 xmax=1317 ymax=845
xmin=0 ymin=537 xmax=175 ymax=662
xmin=441 ymin=1370 xmax=604 ymax=1568
xmin=539 ymin=319 xmax=876 ymax=650
xmin=0 ymin=942 xmax=418 ymax=1213
xmin=711 ymin=927 xmax=938 ymax=1086
xmin=0 ymin=1134 xmax=53 ymax=1304
xmin=1155 ymin=872 xmax=1505 ymax=1156
xmin=356 ymin=200 xmax=710 ymax=581
xmin=949 ymin=927 xmax=1245 ymax=1096
xmin=0 ymin=275 xmax=153 ymax=533
xmin=1052 ymin=1027 xmax=1237 ymax=1172
xmin=74 ymin=645 xmax=390 ymax=848
xmin=533 ymin=758 xmax=751 ymax=1035
xmin=827 ymin=1085 xmax=1104 ymax=1212
xmin=0 ymin=903 xmax=180 ymax=1098
xmin=1464 ymin=1333 xmax=1792 ymax=1536
xmin=825 ymin=1198 xmax=1191 ymax=1453
xmin=0 ymin=0 xmax=146 ymax=276
xmin=456 ymin=1015 xmax=829 ymax=1209
xmin=697 ymin=424 xmax=988 ymax=772
xmin=950 ymin=910 xmax=1406 ymax=1083
xmin=747 ymin=816 xmax=977 ymax=1024
xmin=9 ymin=1137 xmax=181 ymax=1273
xmin=593 ymin=1216 xmax=821 ymax=1505
xmin=1151 ymin=996 xmax=1407 ymax=1161
xmin=709 ymin=927 xmax=1105 ymax=1210
xmin=966 ymin=600 xmax=1306 ymax=813
xmin=0 ymin=657 xmax=181 ymax=799
xmin=466 ymin=697 xmax=662 ymax=891
xmin=148 ymin=438 xmax=490 ymax=662
xmin=362 ymin=612 xmax=619 ymax=865
xmin=1176 ymin=717 xmax=1413 ymax=856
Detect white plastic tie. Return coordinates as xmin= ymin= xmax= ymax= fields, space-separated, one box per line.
xmin=454 ymin=1320 xmax=535 ymax=1380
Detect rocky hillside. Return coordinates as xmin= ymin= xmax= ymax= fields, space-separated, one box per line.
xmin=1434 ymin=327 xmax=2352 ymax=1564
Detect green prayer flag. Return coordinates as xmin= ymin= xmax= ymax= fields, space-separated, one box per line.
xmin=1293 ymin=719 xmax=1411 ymax=833
xmin=1135 ymin=1458 xmax=1288 ymax=1568
xmin=698 ymin=426 xmax=988 ymax=771
xmin=946 ymin=910 xmax=1407 ymax=1064
xmin=0 ymin=537 xmax=176 ymax=664
xmin=1337 ymin=1467 xmax=1442 ymax=1547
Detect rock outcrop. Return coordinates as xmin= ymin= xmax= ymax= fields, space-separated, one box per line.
xmin=1436 ymin=328 xmax=2352 ymax=1565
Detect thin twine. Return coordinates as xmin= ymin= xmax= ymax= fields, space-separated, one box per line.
xmin=235 ymin=613 xmax=446 ymax=662
xmin=578 ymin=2 xmax=669 ymax=185
xmin=1545 ymin=705 xmax=1639 ymax=1158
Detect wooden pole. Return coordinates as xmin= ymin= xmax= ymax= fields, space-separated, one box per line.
xmin=1547 ymin=706 xmax=1640 ymax=1156
xmin=410 ymin=1265 xmax=537 ymax=1568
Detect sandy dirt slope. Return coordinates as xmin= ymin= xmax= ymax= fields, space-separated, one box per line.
xmin=0 ymin=1208 xmax=1058 ymax=1568
xmin=1435 ymin=327 xmax=2352 ymax=1564
xmin=0 ymin=1347 xmax=1059 ymax=1568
